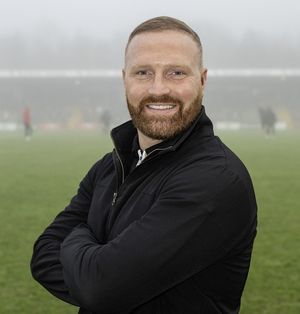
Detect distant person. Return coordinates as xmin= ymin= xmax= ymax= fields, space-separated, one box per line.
xmin=22 ymin=106 xmax=33 ymax=140
xmin=99 ymin=109 xmax=111 ymax=133
xmin=259 ymin=106 xmax=277 ymax=136
xmin=31 ymin=16 xmax=257 ymax=314
xmin=265 ymin=107 xmax=277 ymax=135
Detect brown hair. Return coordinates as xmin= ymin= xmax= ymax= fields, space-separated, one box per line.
xmin=126 ymin=16 xmax=203 ymax=66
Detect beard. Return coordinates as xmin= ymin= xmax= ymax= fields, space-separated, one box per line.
xmin=126 ymin=92 xmax=203 ymax=140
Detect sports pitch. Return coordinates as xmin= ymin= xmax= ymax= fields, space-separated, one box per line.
xmin=0 ymin=129 xmax=299 ymax=313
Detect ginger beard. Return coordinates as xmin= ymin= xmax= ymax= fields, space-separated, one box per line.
xmin=126 ymin=92 xmax=203 ymax=140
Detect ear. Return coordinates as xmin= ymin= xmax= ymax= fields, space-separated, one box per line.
xmin=122 ymin=69 xmax=126 ymax=82
xmin=200 ymin=68 xmax=208 ymax=87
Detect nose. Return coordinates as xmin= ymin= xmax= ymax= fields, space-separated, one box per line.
xmin=148 ymin=75 xmax=170 ymax=96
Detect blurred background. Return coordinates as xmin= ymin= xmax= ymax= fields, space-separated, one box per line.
xmin=0 ymin=0 xmax=299 ymax=313
xmin=0 ymin=0 xmax=299 ymax=130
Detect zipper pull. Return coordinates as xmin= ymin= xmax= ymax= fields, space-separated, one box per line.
xmin=112 ymin=192 xmax=118 ymax=205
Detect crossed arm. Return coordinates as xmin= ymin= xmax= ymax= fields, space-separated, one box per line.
xmin=31 ymin=163 xmax=252 ymax=313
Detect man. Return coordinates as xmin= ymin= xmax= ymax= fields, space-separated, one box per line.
xmin=31 ymin=16 xmax=257 ymax=314
xmin=22 ymin=106 xmax=33 ymax=140
xmin=258 ymin=106 xmax=277 ymax=137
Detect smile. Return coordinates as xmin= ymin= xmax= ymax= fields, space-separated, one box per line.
xmin=146 ymin=104 xmax=177 ymax=110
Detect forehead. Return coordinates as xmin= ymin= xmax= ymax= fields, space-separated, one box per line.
xmin=125 ymin=30 xmax=200 ymax=67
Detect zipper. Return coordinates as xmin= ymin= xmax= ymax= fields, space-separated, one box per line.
xmin=111 ymin=192 xmax=118 ymax=206
xmin=114 ymin=147 xmax=125 ymax=184
xmin=108 ymin=143 xmax=175 ymax=238
xmin=111 ymin=148 xmax=125 ymax=206
xmin=111 ymin=143 xmax=173 ymax=205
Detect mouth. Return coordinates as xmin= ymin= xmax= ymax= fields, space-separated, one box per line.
xmin=146 ymin=104 xmax=177 ymax=110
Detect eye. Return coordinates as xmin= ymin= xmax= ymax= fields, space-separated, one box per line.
xmin=136 ymin=70 xmax=147 ymax=75
xmin=167 ymin=69 xmax=186 ymax=79
xmin=174 ymin=71 xmax=184 ymax=75
xmin=135 ymin=70 xmax=153 ymax=79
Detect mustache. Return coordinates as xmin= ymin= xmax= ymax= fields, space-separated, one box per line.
xmin=140 ymin=95 xmax=183 ymax=107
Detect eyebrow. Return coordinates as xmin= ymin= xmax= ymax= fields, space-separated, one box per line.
xmin=130 ymin=64 xmax=191 ymax=71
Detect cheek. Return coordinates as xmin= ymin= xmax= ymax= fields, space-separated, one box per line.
xmin=172 ymin=79 xmax=202 ymax=103
xmin=126 ymin=82 xmax=147 ymax=103
xmin=176 ymin=86 xmax=199 ymax=103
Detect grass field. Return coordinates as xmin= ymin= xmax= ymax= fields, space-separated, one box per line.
xmin=0 ymin=129 xmax=299 ymax=313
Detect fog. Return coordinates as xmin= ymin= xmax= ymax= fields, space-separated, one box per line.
xmin=1 ymin=0 xmax=300 ymax=39
xmin=0 ymin=0 xmax=299 ymax=130
xmin=1 ymin=0 xmax=300 ymax=68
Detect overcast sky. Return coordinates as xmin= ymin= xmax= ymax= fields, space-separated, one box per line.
xmin=1 ymin=0 xmax=300 ymax=40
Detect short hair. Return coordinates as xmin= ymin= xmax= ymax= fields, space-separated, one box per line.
xmin=125 ymin=16 xmax=203 ymax=67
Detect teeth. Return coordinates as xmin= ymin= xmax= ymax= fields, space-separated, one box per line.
xmin=147 ymin=104 xmax=175 ymax=110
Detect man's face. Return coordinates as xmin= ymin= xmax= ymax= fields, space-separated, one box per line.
xmin=123 ymin=30 xmax=207 ymax=140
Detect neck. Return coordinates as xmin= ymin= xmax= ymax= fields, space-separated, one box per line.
xmin=137 ymin=130 xmax=163 ymax=150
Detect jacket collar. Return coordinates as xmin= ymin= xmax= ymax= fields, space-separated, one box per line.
xmin=110 ymin=106 xmax=214 ymax=154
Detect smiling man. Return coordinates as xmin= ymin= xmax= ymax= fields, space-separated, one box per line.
xmin=124 ymin=28 xmax=206 ymax=148
xmin=31 ymin=16 xmax=257 ymax=314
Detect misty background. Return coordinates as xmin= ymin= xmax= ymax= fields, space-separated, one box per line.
xmin=0 ymin=0 xmax=299 ymax=129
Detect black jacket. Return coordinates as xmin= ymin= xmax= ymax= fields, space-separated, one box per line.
xmin=31 ymin=107 xmax=257 ymax=314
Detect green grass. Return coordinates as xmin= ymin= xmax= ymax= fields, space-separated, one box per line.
xmin=0 ymin=129 xmax=299 ymax=313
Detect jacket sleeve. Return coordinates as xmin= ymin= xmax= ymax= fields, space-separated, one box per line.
xmin=30 ymin=159 xmax=103 ymax=306
xmin=60 ymin=164 xmax=256 ymax=313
